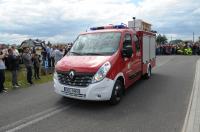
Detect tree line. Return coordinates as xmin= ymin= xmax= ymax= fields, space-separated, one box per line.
xmin=156 ymin=34 xmax=200 ymax=45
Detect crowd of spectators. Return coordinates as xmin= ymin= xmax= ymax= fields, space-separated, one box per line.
xmin=156 ymin=42 xmax=200 ymax=55
xmin=40 ymin=44 xmax=71 ymax=68
xmin=0 ymin=43 xmax=72 ymax=93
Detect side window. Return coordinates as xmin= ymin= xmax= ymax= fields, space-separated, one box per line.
xmin=133 ymin=34 xmax=140 ymax=52
xmin=122 ymin=34 xmax=133 ymax=58
xmin=123 ymin=34 xmax=132 ymax=48
xmin=124 ymin=34 xmax=131 ymax=41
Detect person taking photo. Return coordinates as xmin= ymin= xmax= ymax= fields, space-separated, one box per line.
xmin=22 ymin=47 xmax=33 ymax=85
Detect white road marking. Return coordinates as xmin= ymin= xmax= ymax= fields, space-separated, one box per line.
xmin=182 ymin=59 xmax=200 ymax=132
xmin=0 ymin=103 xmax=75 ymax=132
xmin=0 ymin=106 xmax=61 ymax=131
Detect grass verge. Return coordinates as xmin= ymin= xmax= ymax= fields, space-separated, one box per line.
xmin=5 ymin=69 xmax=53 ymax=91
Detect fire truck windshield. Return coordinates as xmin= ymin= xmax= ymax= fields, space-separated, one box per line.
xmin=70 ymin=32 xmax=121 ymax=56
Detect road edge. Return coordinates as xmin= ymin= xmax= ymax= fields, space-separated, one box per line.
xmin=182 ymin=58 xmax=200 ymax=132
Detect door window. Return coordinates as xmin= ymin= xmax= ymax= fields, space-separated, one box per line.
xmin=123 ymin=34 xmax=132 ymax=48
xmin=133 ymin=35 xmax=140 ymax=52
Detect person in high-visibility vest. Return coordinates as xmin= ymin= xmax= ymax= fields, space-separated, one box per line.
xmin=183 ymin=45 xmax=192 ymax=55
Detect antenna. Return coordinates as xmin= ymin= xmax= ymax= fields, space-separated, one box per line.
xmin=133 ymin=17 xmax=136 ymax=29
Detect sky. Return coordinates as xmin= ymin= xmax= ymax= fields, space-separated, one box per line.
xmin=0 ymin=0 xmax=200 ymax=44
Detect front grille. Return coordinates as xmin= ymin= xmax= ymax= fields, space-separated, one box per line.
xmin=57 ymin=72 xmax=94 ymax=87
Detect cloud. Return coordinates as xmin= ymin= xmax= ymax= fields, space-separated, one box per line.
xmin=0 ymin=33 xmax=31 ymax=44
xmin=0 ymin=0 xmax=200 ymax=44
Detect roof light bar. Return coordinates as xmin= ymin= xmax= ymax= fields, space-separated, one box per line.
xmin=90 ymin=24 xmax=128 ymax=30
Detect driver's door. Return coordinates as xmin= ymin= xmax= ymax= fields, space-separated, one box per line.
xmin=122 ymin=33 xmax=135 ymax=87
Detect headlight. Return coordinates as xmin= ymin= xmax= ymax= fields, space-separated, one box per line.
xmin=54 ymin=72 xmax=58 ymax=80
xmin=92 ymin=61 xmax=111 ymax=83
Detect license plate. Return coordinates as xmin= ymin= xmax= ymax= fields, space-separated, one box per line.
xmin=63 ymin=87 xmax=80 ymax=95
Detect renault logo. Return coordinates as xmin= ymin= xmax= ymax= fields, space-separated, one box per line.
xmin=69 ymin=71 xmax=75 ymax=80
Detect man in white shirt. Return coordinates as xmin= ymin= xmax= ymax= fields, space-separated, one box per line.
xmin=11 ymin=45 xmax=19 ymax=56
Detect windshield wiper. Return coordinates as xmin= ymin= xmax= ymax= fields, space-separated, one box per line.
xmin=70 ymin=51 xmax=82 ymax=55
xmin=83 ymin=53 xmax=103 ymax=55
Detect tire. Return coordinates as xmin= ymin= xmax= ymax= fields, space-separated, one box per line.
xmin=109 ymin=80 xmax=124 ymax=105
xmin=144 ymin=66 xmax=151 ymax=79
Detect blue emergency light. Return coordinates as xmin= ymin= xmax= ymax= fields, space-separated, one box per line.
xmin=90 ymin=24 xmax=128 ymax=30
xmin=114 ymin=23 xmax=128 ymax=29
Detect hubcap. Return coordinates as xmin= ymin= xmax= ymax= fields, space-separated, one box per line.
xmin=115 ymin=85 xmax=121 ymax=101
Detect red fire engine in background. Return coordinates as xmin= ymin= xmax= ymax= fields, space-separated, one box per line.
xmin=54 ymin=19 xmax=156 ymax=104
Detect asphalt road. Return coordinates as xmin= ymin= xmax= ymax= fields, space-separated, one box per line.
xmin=0 ymin=56 xmax=199 ymax=132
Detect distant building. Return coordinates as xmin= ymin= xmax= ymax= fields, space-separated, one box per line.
xmin=128 ymin=19 xmax=152 ymax=31
xmin=20 ymin=39 xmax=46 ymax=49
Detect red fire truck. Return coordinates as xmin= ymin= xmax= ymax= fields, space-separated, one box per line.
xmin=54 ymin=23 xmax=156 ymax=104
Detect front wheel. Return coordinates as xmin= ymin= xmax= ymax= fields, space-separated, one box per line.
xmin=109 ymin=80 xmax=124 ymax=105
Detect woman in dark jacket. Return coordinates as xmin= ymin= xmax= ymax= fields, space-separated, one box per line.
xmin=7 ymin=48 xmax=20 ymax=88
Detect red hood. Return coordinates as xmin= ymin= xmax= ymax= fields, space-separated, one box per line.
xmin=55 ymin=56 xmax=112 ymax=73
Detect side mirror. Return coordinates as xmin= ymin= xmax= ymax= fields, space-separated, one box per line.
xmin=122 ymin=40 xmax=133 ymax=58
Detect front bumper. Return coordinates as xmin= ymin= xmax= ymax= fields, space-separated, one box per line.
xmin=53 ymin=77 xmax=115 ymax=101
